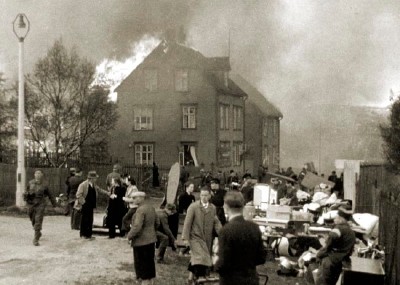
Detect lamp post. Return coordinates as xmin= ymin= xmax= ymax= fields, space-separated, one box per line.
xmin=13 ymin=14 xmax=30 ymax=207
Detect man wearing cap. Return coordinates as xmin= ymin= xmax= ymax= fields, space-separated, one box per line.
xmin=23 ymin=169 xmax=58 ymax=246
xmin=210 ymin=178 xmax=227 ymax=225
xmin=67 ymin=167 xmax=85 ymax=230
xmin=74 ymin=170 xmax=111 ymax=240
xmin=106 ymin=163 xmax=122 ymax=191
xmin=64 ymin=167 xmax=76 ymax=215
xmin=315 ymin=206 xmax=356 ymax=285
xmin=156 ymin=203 xmax=178 ymax=263
xmin=127 ymin=191 xmax=159 ymax=285
xmin=215 ymin=191 xmax=267 ymax=285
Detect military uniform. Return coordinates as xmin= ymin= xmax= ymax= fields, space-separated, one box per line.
xmin=24 ymin=179 xmax=56 ymax=246
xmin=316 ymin=222 xmax=355 ymax=285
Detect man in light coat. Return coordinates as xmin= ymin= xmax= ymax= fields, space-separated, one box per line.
xmin=74 ymin=170 xmax=110 ymax=240
xmin=182 ymin=187 xmax=222 ymax=282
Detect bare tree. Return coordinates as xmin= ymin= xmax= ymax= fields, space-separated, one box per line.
xmin=25 ymin=39 xmax=118 ymax=167
xmin=0 ymin=74 xmax=17 ymax=157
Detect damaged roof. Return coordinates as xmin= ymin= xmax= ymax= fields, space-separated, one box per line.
xmin=230 ymin=73 xmax=283 ymax=118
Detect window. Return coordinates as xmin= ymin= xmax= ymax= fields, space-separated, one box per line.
xmin=144 ymin=69 xmax=158 ymax=91
xmin=262 ymin=145 xmax=269 ymax=167
xmin=135 ymin=144 xmax=153 ymax=165
xmin=218 ymin=141 xmax=231 ymax=167
xmin=233 ymin=106 xmax=243 ymax=130
xmin=262 ymin=118 xmax=268 ymax=137
xmin=182 ymin=105 xmax=196 ymax=129
xmin=220 ymin=104 xmax=230 ymax=130
xmin=273 ymin=119 xmax=279 ymax=136
xmin=232 ymin=141 xmax=243 ymax=166
xmin=273 ymin=146 xmax=279 ymax=166
xmin=175 ymin=69 xmax=188 ymax=91
xmin=180 ymin=143 xmax=199 ymax=166
xmin=133 ymin=107 xmax=153 ymax=130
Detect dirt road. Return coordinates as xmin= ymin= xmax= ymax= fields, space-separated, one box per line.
xmin=0 ymin=213 xmax=136 ymax=285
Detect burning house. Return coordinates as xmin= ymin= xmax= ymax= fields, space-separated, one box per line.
xmin=110 ymin=39 xmax=282 ymax=174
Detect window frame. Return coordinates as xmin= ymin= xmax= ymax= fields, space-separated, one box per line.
xmin=175 ymin=68 xmax=189 ymax=92
xmin=133 ymin=106 xmax=153 ymax=131
xmin=232 ymin=141 xmax=243 ymax=166
xmin=182 ymin=105 xmax=197 ymax=129
xmin=219 ymin=104 xmax=230 ymax=130
xmin=233 ymin=105 xmax=243 ymax=131
xmin=218 ymin=140 xmax=231 ymax=167
xmin=134 ymin=143 xmax=154 ymax=165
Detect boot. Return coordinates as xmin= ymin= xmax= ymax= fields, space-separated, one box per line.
xmin=33 ymin=230 xmax=41 ymax=246
xmin=157 ymin=247 xmax=166 ymax=263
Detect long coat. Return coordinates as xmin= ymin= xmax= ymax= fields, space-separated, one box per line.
xmin=182 ymin=201 xmax=222 ymax=266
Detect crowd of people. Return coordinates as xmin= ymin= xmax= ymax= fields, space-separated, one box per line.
xmin=22 ymin=163 xmax=353 ymax=285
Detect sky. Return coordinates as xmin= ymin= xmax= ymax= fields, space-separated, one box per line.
xmin=1 ymin=0 xmax=399 ymax=170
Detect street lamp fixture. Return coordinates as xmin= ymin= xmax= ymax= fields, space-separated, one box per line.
xmin=13 ymin=13 xmax=30 ymax=207
xmin=13 ymin=14 xmax=30 ymax=42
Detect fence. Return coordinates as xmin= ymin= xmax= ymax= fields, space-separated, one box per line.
xmin=358 ymin=163 xmax=400 ymax=285
xmin=0 ymin=162 xmax=171 ymax=207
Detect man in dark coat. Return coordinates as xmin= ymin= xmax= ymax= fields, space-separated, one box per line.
xmin=64 ymin=167 xmax=76 ymax=215
xmin=315 ymin=206 xmax=356 ymax=285
xmin=152 ymin=162 xmax=160 ymax=187
xmin=210 ymin=178 xmax=227 ymax=225
xmin=23 ymin=169 xmax=57 ymax=246
xmin=106 ymin=164 xmax=122 ymax=191
xmin=67 ymin=167 xmax=85 ymax=230
xmin=215 ymin=191 xmax=267 ymax=285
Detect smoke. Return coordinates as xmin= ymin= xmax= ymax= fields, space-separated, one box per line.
xmin=185 ymin=0 xmax=400 ymax=113
xmin=2 ymin=1 xmax=399 ymax=109
xmin=2 ymin=0 xmax=400 ymax=170
xmin=0 ymin=0 xmax=195 ymax=78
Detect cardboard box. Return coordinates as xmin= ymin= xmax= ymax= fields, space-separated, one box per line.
xmin=267 ymin=205 xmax=292 ymax=220
xmin=291 ymin=211 xmax=313 ymax=222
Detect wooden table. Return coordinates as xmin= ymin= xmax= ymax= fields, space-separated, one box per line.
xmin=341 ymin=256 xmax=385 ymax=285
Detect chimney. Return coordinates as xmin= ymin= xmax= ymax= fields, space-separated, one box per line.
xmin=164 ymin=26 xmax=186 ymax=45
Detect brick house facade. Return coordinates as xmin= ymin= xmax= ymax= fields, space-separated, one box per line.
xmin=110 ymin=40 xmax=282 ymax=175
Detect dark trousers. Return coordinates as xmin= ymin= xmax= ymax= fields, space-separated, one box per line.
xmin=316 ymin=257 xmax=342 ymax=285
xmin=156 ymin=231 xmax=169 ymax=259
xmin=188 ymin=263 xmax=209 ymax=278
xmin=133 ymin=243 xmax=156 ymax=280
xmin=28 ymin=203 xmax=45 ymax=232
xmin=80 ymin=205 xmax=94 ymax=238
